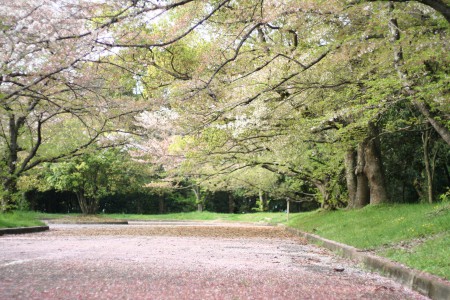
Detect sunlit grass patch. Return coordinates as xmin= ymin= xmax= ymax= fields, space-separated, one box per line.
xmin=108 ymin=211 xmax=288 ymax=224
xmin=380 ymin=234 xmax=450 ymax=280
xmin=0 ymin=211 xmax=46 ymax=228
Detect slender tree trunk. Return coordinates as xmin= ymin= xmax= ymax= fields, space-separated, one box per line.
xmin=259 ymin=190 xmax=268 ymax=211
xmin=413 ymin=178 xmax=425 ymax=200
xmin=192 ymin=186 xmax=203 ymax=212
xmin=422 ymin=126 xmax=434 ymax=203
xmin=364 ymin=123 xmax=388 ymax=205
xmin=355 ymin=143 xmax=370 ymax=208
xmin=414 ymin=101 xmax=450 ymax=146
xmin=344 ymin=149 xmax=357 ymax=208
xmin=77 ymin=191 xmax=88 ymax=214
xmin=259 ymin=190 xmax=264 ymax=210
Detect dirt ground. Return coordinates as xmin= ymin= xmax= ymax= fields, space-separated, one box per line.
xmin=0 ymin=222 xmax=429 ymax=299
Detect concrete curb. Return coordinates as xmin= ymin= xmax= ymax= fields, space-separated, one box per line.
xmin=0 ymin=226 xmax=49 ymax=236
xmin=284 ymin=226 xmax=450 ymax=300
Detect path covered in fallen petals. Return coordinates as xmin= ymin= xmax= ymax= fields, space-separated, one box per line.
xmin=0 ymin=222 xmax=428 ymax=299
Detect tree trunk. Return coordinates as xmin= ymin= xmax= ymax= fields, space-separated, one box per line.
xmin=76 ymin=191 xmax=98 ymax=215
xmin=353 ymin=132 xmax=388 ymax=207
xmin=422 ymin=126 xmax=434 ymax=203
xmin=371 ymin=0 xmax=450 ymax=23
xmin=192 ymin=186 xmax=203 ymax=212
xmin=1 ymin=177 xmax=17 ymax=212
xmin=86 ymin=199 xmax=99 ymax=214
xmin=228 ymin=193 xmax=235 ymax=213
xmin=77 ymin=192 xmax=88 ymax=214
xmin=313 ymin=179 xmax=331 ymax=209
xmin=355 ymin=142 xmax=370 ymax=208
xmin=1 ymin=115 xmax=26 ymax=211
xmin=388 ymin=3 xmax=450 ymax=147
xmin=364 ymin=123 xmax=388 ymax=205
xmin=159 ymin=195 xmax=165 ymax=214
xmin=413 ymin=178 xmax=425 ymax=200
xmin=420 ymin=0 xmax=450 ymax=23
xmin=414 ymin=101 xmax=450 ymax=146
xmin=259 ymin=190 xmax=268 ymax=211
xmin=344 ymin=149 xmax=357 ymax=208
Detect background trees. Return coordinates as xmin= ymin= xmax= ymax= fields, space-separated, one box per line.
xmin=44 ymin=149 xmax=138 ymax=214
xmin=0 ymin=0 xmax=147 ymax=211
xmin=161 ymin=0 xmax=449 ymax=210
xmin=1 ymin=0 xmax=448 ymax=213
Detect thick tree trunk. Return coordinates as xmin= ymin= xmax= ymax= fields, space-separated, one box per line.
xmin=364 ymin=123 xmax=389 ymax=205
xmin=355 ymin=143 xmax=370 ymax=208
xmin=76 ymin=191 xmax=98 ymax=215
xmin=86 ymin=200 xmax=99 ymax=214
xmin=1 ymin=177 xmax=17 ymax=212
xmin=159 ymin=196 xmax=165 ymax=214
xmin=1 ymin=115 xmax=26 ymax=211
xmin=313 ymin=179 xmax=331 ymax=209
xmin=344 ymin=149 xmax=357 ymax=208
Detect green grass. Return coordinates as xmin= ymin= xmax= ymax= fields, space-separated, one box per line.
xmin=379 ymin=234 xmax=450 ymax=280
xmin=108 ymin=211 xmax=288 ymax=223
xmin=0 ymin=211 xmax=46 ymax=228
xmin=288 ymin=203 xmax=450 ymax=279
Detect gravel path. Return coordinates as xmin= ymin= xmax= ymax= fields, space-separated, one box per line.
xmin=0 ymin=222 xmax=428 ymax=299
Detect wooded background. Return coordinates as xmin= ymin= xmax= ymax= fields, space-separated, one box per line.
xmin=1 ymin=0 xmax=448 ymax=214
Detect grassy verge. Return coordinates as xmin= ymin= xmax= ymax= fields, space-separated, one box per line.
xmin=0 ymin=211 xmax=46 ymax=228
xmin=0 ymin=211 xmax=288 ymax=227
xmin=108 ymin=211 xmax=288 ymax=224
xmin=287 ymin=203 xmax=450 ymax=280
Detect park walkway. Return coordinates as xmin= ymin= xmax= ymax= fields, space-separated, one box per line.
xmin=0 ymin=221 xmax=428 ymax=299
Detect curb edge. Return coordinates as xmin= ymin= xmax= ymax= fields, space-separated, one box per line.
xmin=284 ymin=226 xmax=450 ymax=300
xmin=0 ymin=226 xmax=50 ymax=235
